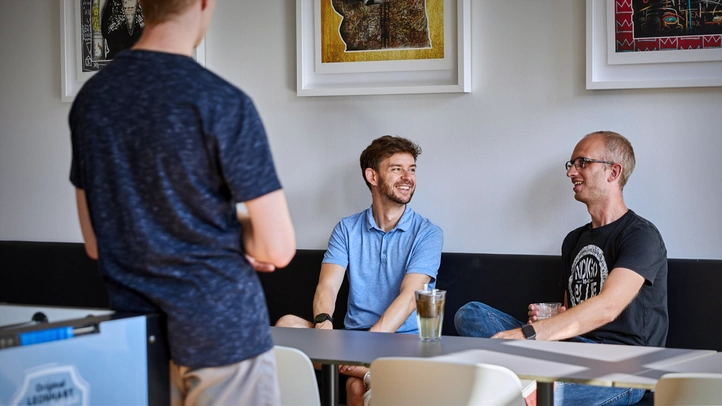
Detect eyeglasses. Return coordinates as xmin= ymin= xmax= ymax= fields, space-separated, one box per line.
xmin=565 ymin=157 xmax=614 ymax=171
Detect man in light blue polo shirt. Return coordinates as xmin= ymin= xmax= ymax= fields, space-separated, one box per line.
xmin=276 ymin=135 xmax=443 ymax=406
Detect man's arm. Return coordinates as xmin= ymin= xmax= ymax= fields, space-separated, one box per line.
xmin=237 ymin=189 xmax=295 ymax=268
xmin=339 ymin=272 xmax=431 ymax=380
xmin=312 ymin=263 xmax=346 ymax=329
xmin=495 ymin=267 xmax=645 ymax=340
xmin=368 ymin=223 xmax=442 ymax=332
xmin=370 ymin=273 xmax=431 ymax=333
xmin=75 ymin=188 xmax=98 ymax=260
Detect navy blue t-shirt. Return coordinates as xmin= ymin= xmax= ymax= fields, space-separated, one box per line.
xmin=69 ymin=50 xmax=281 ymax=369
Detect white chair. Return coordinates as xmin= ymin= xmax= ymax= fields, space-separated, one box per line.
xmin=654 ymin=372 xmax=722 ymax=405
xmin=369 ymin=357 xmax=525 ymax=406
xmin=273 ymin=345 xmax=321 ymax=406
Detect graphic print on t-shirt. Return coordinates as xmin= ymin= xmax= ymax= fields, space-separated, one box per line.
xmin=568 ymin=245 xmax=609 ymax=307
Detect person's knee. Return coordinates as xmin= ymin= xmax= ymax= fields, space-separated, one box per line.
xmin=275 ymin=314 xmax=310 ymax=328
xmin=346 ymin=376 xmax=362 ymax=392
xmin=454 ymin=302 xmax=482 ymax=332
xmin=346 ymin=377 xmax=365 ymax=406
xmin=274 ymin=314 xmax=294 ymax=327
xmin=456 ymin=301 xmax=486 ymax=316
xmin=454 ymin=310 xmax=468 ymax=335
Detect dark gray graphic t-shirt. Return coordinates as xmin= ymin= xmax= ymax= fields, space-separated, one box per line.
xmin=568 ymin=244 xmax=609 ymax=306
xmin=561 ymin=210 xmax=668 ymax=347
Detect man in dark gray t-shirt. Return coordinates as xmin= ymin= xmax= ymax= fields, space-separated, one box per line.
xmin=455 ymin=131 xmax=666 ymax=406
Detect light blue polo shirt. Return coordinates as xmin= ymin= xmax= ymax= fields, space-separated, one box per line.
xmin=323 ymin=205 xmax=443 ymax=334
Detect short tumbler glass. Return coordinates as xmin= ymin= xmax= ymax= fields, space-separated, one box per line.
xmin=533 ymin=302 xmax=561 ymax=320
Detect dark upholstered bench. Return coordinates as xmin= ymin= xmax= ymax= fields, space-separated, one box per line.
xmin=2 ymin=242 xmax=720 ymax=352
xmin=257 ymin=249 xmax=722 ymax=352
xmin=1 ymin=241 xmax=109 ymax=309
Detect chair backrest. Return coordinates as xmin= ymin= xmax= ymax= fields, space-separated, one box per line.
xmin=273 ymin=345 xmax=321 ymax=406
xmin=654 ymin=372 xmax=722 ymax=405
xmin=370 ymin=357 xmax=525 ymax=406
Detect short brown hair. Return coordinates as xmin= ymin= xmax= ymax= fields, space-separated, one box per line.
xmin=586 ymin=131 xmax=636 ymax=189
xmin=359 ymin=135 xmax=422 ymax=190
xmin=139 ymin=0 xmax=196 ymax=24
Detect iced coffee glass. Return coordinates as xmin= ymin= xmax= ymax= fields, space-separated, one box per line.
xmin=415 ymin=289 xmax=446 ymax=341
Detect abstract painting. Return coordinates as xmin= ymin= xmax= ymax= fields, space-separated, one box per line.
xmin=80 ymin=0 xmax=144 ymax=73
xmin=614 ymin=0 xmax=722 ymax=53
xmin=321 ymin=0 xmax=444 ymax=63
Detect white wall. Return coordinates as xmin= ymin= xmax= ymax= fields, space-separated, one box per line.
xmin=1 ymin=0 xmax=720 ymax=259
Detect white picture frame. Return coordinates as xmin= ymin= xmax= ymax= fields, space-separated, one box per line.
xmin=605 ymin=0 xmax=722 ymax=66
xmin=296 ymin=0 xmax=471 ymax=97
xmin=60 ymin=0 xmax=206 ymax=102
xmin=586 ymin=0 xmax=722 ymax=90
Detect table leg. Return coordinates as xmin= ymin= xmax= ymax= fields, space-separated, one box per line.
xmin=537 ymin=381 xmax=554 ymax=406
xmin=321 ymin=364 xmax=339 ymax=406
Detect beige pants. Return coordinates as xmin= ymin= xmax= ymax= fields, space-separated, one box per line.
xmin=170 ymin=349 xmax=280 ymax=406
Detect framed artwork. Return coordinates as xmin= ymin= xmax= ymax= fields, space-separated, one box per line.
xmin=296 ymin=0 xmax=471 ymax=96
xmin=60 ymin=0 xmax=206 ymax=102
xmin=586 ymin=0 xmax=722 ymax=90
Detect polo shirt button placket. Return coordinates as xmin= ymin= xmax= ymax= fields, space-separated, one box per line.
xmin=380 ymin=233 xmax=387 ymax=266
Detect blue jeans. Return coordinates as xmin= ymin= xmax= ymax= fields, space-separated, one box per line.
xmin=454 ymin=302 xmax=646 ymax=406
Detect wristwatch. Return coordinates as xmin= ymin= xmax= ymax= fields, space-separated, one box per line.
xmin=521 ymin=324 xmax=537 ymax=340
xmin=313 ymin=313 xmax=333 ymax=324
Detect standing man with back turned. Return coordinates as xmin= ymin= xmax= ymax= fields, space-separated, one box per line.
xmin=276 ymin=135 xmax=443 ymax=406
xmin=69 ymin=0 xmax=296 ymax=405
xmin=455 ymin=131 xmax=667 ymax=405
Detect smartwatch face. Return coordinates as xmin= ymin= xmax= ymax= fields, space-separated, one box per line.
xmin=522 ymin=324 xmax=536 ymax=339
xmin=314 ymin=313 xmax=332 ymax=324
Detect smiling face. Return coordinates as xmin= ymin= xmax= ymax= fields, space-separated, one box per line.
xmin=374 ymin=152 xmax=417 ymax=205
xmin=566 ymin=135 xmax=612 ymax=204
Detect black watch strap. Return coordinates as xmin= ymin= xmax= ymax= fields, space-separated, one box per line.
xmin=521 ymin=324 xmax=537 ymax=340
xmin=313 ymin=313 xmax=333 ymax=324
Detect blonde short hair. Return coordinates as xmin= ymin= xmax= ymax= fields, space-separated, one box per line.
xmin=585 ymin=131 xmax=635 ymax=188
xmin=139 ymin=0 xmax=196 ymax=24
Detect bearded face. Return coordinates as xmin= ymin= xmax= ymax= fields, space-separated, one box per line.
xmin=375 ymin=152 xmax=416 ymax=205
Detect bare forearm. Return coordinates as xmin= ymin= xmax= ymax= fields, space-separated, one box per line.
xmin=533 ymin=300 xmax=614 ymax=341
xmin=311 ymin=264 xmax=346 ymax=326
xmin=75 ymin=188 xmax=98 ymax=260
xmin=238 ymin=190 xmax=296 ymax=267
xmin=534 ymin=268 xmax=644 ymax=341
xmin=371 ymin=273 xmax=430 ymax=333
xmin=371 ymin=293 xmax=417 ymax=332
xmin=312 ymin=287 xmax=337 ymax=320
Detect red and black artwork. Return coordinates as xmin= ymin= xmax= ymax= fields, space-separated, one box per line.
xmin=615 ymin=0 xmax=722 ymax=52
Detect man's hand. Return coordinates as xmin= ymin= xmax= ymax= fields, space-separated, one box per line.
xmin=338 ymin=364 xmax=368 ymax=379
xmin=245 ymin=254 xmax=276 ymax=272
xmin=492 ymin=328 xmax=525 ymax=340
xmin=314 ymin=320 xmax=333 ymax=330
xmin=527 ymin=303 xmax=567 ymax=323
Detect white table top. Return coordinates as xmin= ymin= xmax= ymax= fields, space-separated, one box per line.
xmin=433 ymin=339 xmax=717 ymax=389
xmin=606 ymin=351 xmax=722 ymax=388
xmin=270 ymin=327 xmax=717 ymax=390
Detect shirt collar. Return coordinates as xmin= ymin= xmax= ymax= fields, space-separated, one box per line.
xmin=365 ymin=205 xmax=413 ymax=232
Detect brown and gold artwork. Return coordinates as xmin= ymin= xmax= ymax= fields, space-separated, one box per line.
xmin=322 ymin=0 xmax=444 ymax=63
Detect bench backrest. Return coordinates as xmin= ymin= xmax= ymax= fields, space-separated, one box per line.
xmin=2 ymin=242 xmax=720 ymax=351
